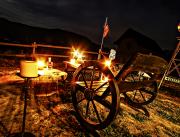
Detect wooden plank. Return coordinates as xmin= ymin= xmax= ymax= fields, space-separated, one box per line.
xmin=164 ymin=76 xmax=180 ymax=84
xmin=162 ymin=80 xmax=180 ymax=90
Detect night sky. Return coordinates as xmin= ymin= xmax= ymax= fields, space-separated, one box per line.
xmin=0 ymin=0 xmax=179 ymax=50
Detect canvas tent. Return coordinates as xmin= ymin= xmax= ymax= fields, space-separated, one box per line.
xmin=114 ymin=28 xmax=165 ymax=64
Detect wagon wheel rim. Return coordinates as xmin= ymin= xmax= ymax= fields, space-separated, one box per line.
xmin=123 ymin=71 xmax=157 ymax=106
xmin=72 ymin=61 xmax=119 ymax=129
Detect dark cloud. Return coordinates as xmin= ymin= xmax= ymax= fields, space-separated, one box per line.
xmin=0 ymin=0 xmax=180 ymax=50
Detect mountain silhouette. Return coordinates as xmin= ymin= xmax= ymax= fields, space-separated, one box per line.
xmin=0 ymin=17 xmax=99 ymax=52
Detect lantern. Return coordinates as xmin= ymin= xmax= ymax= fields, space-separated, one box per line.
xmin=20 ymin=60 xmax=38 ymax=77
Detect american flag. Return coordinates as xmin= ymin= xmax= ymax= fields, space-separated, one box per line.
xmin=103 ymin=21 xmax=109 ymax=38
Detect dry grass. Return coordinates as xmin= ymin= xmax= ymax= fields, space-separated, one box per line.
xmin=0 ymin=67 xmax=179 ymax=137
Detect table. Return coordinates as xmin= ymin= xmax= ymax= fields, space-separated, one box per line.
xmin=33 ymin=68 xmax=67 ymax=96
xmin=38 ymin=68 xmax=67 ymax=81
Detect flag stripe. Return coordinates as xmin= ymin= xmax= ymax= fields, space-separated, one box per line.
xmin=103 ymin=22 xmax=109 ymax=38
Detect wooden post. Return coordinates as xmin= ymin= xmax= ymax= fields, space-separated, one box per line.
xmin=98 ymin=17 xmax=108 ymax=60
xmin=32 ymin=42 xmax=37 ymax=60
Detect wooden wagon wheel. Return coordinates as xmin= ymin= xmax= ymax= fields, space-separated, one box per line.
xmin=72 ymin=61 xmax=120 ymax=129
xmin=122 ymin=70 xmax=157 ymax=106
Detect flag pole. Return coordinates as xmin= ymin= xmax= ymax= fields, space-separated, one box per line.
xmin=98 ymin=17 xmax=108 ymax=60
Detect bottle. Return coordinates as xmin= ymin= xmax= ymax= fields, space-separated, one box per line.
xmin=47 ymin=57 xmax=53 ymax=69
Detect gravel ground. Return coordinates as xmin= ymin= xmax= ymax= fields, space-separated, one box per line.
xmin=0 ymin=67 xmax=179 ymax=137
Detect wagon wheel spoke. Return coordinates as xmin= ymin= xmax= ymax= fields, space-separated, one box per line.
xmin=139 ymin=90 xmax=146 ymax=102
xmin=77 ymin=97 xmax=86 ymax=104
xmin=127 ymin=74 xmax=135 ymax=82
xmin=85 ymin=100 xmax=90 ymax=118
xmin=94 ymin=95 xmax=111 ymax=109
xmin=90 ymin=66 xmax=95 ymax=89
xmin=131 ymin=74 xmax=135 ymax=81
xmin=92 ymin=100 xmax=102 ymax=123
xmin=133 ymin=90 xmax=137 ymax=101
xmin=94 ymin=81 xmax=108 ymax=92
xmin=80 ymin=70 xmax=88 ymax=88
xmin=99 ymin=86 xmax=111 ymax=99
xmin=76 ymin=84 xmax=86 ymax=93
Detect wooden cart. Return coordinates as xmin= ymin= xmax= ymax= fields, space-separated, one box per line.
xmin=71 ymin=53 xmax=167 ymax=129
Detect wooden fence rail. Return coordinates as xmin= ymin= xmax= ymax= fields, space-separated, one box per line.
xmin=0 ymin=53 xmax=69 ymax=58
xmin=0 ymin=42 xmax=101 ymax=59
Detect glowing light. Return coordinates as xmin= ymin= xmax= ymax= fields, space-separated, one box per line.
xmin=73 ymin=50 xmax=79 ymax=58
xmin=37 ymin=60 xmax=45 ymax=70
xmin=77 ymin=53 xmax=83 ymax=59
xmin=178 ymin=23 xmax=180 ymax=32
xmin=70 ymin=58 xmax=76 ymax=65
xmin=73 ymin=49 xmax=83 ymax=60
xmin=38 ymin=70 xmax=45 ymax=75
xmin=70 ymin=48 xmax=85 ymax=65
xmin=104 ymin=59 xmax=111 ymax=67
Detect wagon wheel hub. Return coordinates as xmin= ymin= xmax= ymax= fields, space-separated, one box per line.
xmin=84 ymin=88 xmax=95 ymax=101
